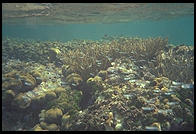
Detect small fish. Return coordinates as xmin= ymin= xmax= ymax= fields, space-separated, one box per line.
xmin=106 ymin=56 xmax=113 ymax=61
xmin=130 ymin=51 xmax=135 ymax=54
xmin=139 ymin=66 xmax=144 ymax=69
xmin=142 ymin=107 xmax=154 ymax=111
xmin=145 ymin=126 xmax=160 ymax=131
xmin=164 ymin=92 xmax=171 ymax=96
xmin=123 ymin=94 xmax=133 ymax=99
xmin=172 ymin=81 xmax=182 ymax=86
xmin=71 ymin=83 xmax=77 ymax=87
xmin=170 ymin=85 xmax=179 ymax=90
xmin=24 ymin=81 xmax=32 ymax=86
xmin=96 ymin=60 xmax=101 ymax=63
xmin=89 ymin=73 xmax=94 ymax=76
xmin=140 ymin=54 xmax=145 ymax=57
xmin=88 ymin=64 xmax=92 ymax=68
xmin=124 ymin=77 xmax=131 ymax=81
xmin=129 ymin=80 xmax=136 ymax=83
xmin=80 ymin=66 xmax=85 ymax=70
xmin=157 ymin=109 xmax=167 ymax=114
xmin=61 ymin=81 xmax=68 ymax=86
xmin=139 ymin=60 xmax=146 ymax=62
xmin=119 ymin=51 xmax=126 ymax=54
xmin=153 ymin=90 xmax=161 ymax=93
xmin=181 ymin=84 xmax=194 ymax=89
xmin=97 ymin=62 xmax=102 ymax=65
xmin=35 ymin=77 xmax=42 ymax=80
xmin=148 ymin=61 xmax=153 ymax=64
xmin=150 ymin=59 xmax=156 ymax=62
xmin=26 ymin=91 xmax=36 ymax=98
xmin=111 ymin=62 xmax=115 ymax=66
xmin=167 ymin=102 xmax=178 ymax=106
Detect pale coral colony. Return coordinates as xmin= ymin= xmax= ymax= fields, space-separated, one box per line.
xmin=2 ymin=37 xmax=194 ymax=131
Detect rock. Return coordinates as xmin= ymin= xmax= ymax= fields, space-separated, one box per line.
xmin=33 ymin=124 xmax=45 ymax=131
xmin=13 ymin=93 xmax=31 ymax=109
xmin=45 ymin=91 xmax=57 ymax=101
xmin=19 ymin=72 xmax=37 ymax=91
xmin=2 ymin=78 xmax=23 ymax=91
xmin=54 ymin=87 xmax=66 ymax=96
xmin=3 ymin=89 xmax=16 ymax=104
xmin=185 ymin=98 xmax=193 ymax=106
xmin=40 ymin=121 xmax=59 ymax=131
xmin=97 ymin=70 xmax=108 ymax=80
xmin=30 ymin=70 xmax=42 ymax=85
xmin=45 ymin=108 xmax=63 ymax=124
xmin=31 ymin=94 xmax=46 ymax=108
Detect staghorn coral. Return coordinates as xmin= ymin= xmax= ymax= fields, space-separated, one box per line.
xmin=155 ymin=45 xmax=194 ymax=83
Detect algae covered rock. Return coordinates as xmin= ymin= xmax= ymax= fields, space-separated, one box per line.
xmin=2 ymin=78 xmax=23 ymax=91
xmin=40 ymin=121 xmax=59 ymax=131
xmin=45 ymin=91 xmax=57 ymax=101
xmin=2 ymin=89 xmax=16 ymax=104
xmin=45 ymin=108 xmax=63 ymax=124
xmin=54 ymin=87 xmax=66 ymax=97
xmin=33 ymin=124 xmax=45 ymax=131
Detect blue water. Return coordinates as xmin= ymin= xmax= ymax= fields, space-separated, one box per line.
xmin=2 ymin=16 xmax=194 ymax=45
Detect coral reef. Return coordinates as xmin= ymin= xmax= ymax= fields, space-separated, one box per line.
xmin=2 ymin=37 xmax=194 ymax=131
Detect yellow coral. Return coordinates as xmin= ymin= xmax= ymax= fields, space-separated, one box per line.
xmin=164 ymin=104 xmax=170 ymax=109
xmin=154 ymin=86 xmax=159 ymax=90
xmin=163 ymin=98 xmax=169 ymax=103
xmin=161 ymin=86 xmax=168 ymax=92
xmin=106 ymin=112 xmax=113 ymax=127
xmin=50 ymin=48 xmax=61 ymax=55
xmin=171 ymin=95 xmax=181 ymax=102
xmin=151 ymin=122 xmax=161 ymax=131
xmin=33 ymin=124 xmax=45 ymax=131
xmin=154 ymin=99 xmax=160 ymax=106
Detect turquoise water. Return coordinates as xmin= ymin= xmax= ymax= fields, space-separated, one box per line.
xmin=2 ymin=16 xmax=194 ymax=45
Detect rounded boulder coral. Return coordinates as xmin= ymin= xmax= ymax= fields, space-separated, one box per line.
xmin=44 ymin=108 xmax=63 ymax=124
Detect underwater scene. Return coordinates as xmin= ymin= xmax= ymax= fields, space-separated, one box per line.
xmin=2 ymin=3 xmax=194 ymax=131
